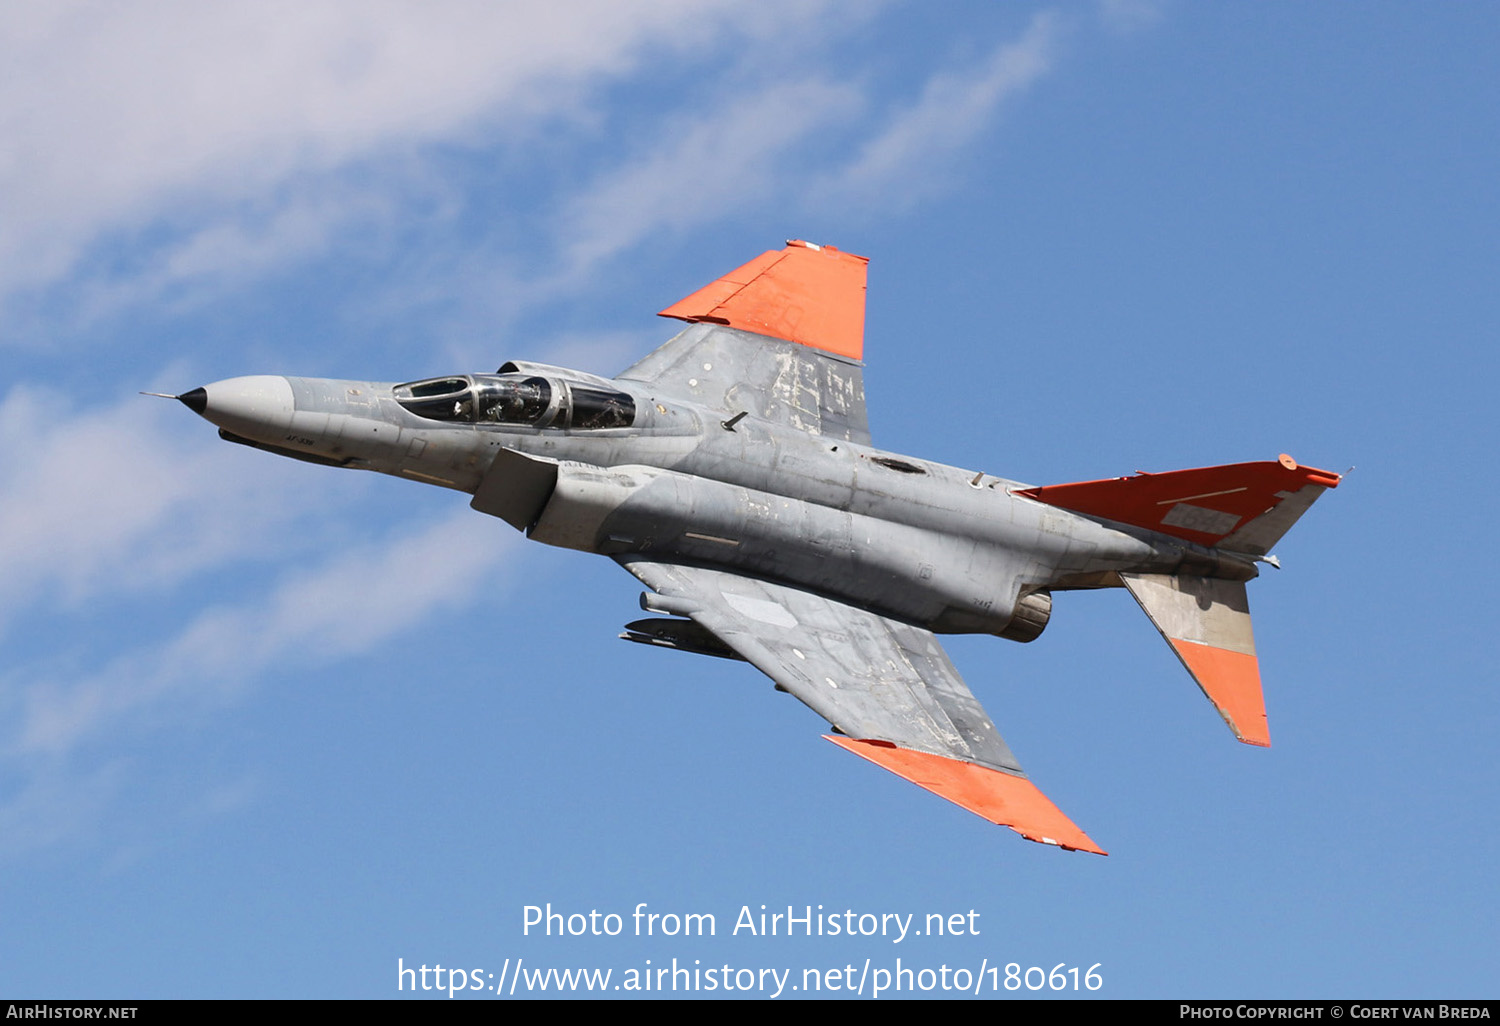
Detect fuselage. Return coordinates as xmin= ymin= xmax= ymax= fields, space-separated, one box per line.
xmin=186 ymin=371 xmax=1252 ymax=639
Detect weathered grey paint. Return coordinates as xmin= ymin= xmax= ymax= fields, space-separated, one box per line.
xmin=1122 ymin=573 xmax=1257 ymax=656
xmin=172 ymin=321 xmax=1321 ymax=804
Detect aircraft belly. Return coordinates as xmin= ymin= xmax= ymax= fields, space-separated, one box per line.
xmin=524 ymin=462 xmax=1031 ymax=631
xmin=480 ymin=432 xmax=1164 ymax=618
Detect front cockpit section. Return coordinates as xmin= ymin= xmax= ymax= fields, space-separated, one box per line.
xmin=393 ymin=374 xmax=635 ymax=430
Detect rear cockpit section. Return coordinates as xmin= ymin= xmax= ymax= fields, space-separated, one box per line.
xmin=393 ymin=374 xmax=635 ymax=430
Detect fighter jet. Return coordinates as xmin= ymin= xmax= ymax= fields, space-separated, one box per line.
xmin=162 ymin=241 xmax=1339 ymax=854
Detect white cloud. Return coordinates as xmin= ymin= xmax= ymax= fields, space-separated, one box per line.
xmin=0 ymin=3 xmax=1076 ymax=336
xmin=827 ymin=12 xmax=1062 ymax=205
xmin=10 ymin=508 xmax=519 ymax=758
xmin=0 ymin=761 xmax=125 ymax=858
xmin=0 ymin=387 xmax=336 ymax=630
xmin=0 ymin=0 xmax=844 ymax=305
xmin=1097 ymin=0 xmax=1167 ymax=34
xmin=144 ymin=184 xmax=398 ymax=298
xmin=0 ymin=387 xmax=519 ymax=853
xmin=348 ymin=75 xmax=866 ymax=347
xmin=560 ymin=79 xmax=861 ymax=272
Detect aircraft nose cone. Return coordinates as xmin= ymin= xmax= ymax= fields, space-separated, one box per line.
xmin=185 ymin=375 xmax=296 ymax=437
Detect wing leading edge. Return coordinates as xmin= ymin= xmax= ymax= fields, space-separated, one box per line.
xmin=617 ymin=558 xmax=1105 ymax=855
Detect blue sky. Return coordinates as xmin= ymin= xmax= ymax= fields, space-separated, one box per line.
xmin=1 ymin=1 xmax=1496 ymax=1000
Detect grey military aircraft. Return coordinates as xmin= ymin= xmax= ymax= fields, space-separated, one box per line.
xmin=161 ymin=240 xmax=1339 ymax=854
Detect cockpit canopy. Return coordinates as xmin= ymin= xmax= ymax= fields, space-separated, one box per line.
xmin=392 ymin=374 xmax=635 ymax=430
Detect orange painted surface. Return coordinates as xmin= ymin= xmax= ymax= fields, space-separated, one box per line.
xmin=1170 ymin=640 xmax=1270 ymax=747
xmin=825 ymin=736 xmax=1106 ymax=854
xmin=660 ymin=240 xmax=868 ymax=360
xmin=1015 ymin=459 xmax=1341 ymax=547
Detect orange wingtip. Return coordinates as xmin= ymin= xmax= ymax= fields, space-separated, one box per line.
xmin=660 ymin=240 xmax=868 ymax=360
xmin=1169 ymin=640 xmax=1271 ymax=747
xmin=825 ymin=736 xmax=1106 ymax=854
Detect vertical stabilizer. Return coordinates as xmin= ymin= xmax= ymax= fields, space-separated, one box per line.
xmin=657 ymin=239 xmax=868 ymax=360
xmin=1120 ymin=573 xmax=1269 ymax=747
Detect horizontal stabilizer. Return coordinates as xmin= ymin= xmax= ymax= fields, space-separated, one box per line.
xmin=827 ymin=736 xmax=1106 ymax=854
xmin=1121 ymin=573 xmax=1269 ymax=746
xmin=659 ymin=240 xmax=868 ymax=360
xmin=1017 ymin=455 xmax=1340 ymax=554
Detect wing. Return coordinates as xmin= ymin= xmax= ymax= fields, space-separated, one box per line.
xmin=618 ymin=557 xmax=1105 ymax=854
xmin=617 ymin=240 xmax=871 ymax=445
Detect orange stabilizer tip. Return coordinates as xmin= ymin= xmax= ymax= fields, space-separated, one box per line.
xmin=1169 ymin=641 xmax=1270 ymax=747
xmin=1016 ymin=459 xmax=1341 ymax=547
xmin=660 ymin=242 xmax=868 ymax=360
xmin=825 ymin=736 xmax=1106 ymax=855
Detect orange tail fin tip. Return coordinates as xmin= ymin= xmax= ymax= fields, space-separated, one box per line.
xmin=660 ymin=240 xmax=869 ymax=361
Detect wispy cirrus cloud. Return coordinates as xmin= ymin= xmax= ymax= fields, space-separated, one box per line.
xmin=559 ymin=79 xmax=862 ymax=273
xmin=467 ymin=12 xmax=1069 ymax=315
xmin=3 ymin=4 xmax=1077 ymax=342
xmin=9 ymin=508 xmax=520 ymax=760
xmin=1097 ymin=0 xmax=1167 ymax=34
xmin=0 ymin=0 xmax=849 ymax=311
xmin=0 ymin=388 xmax=334 ymax=631
xmin=825 ymin=11 xmax=1063 ymax=207
xmin=0 ymin=506 xmax=518 ymax=857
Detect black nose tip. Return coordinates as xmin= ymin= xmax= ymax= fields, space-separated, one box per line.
xmin=177 ymin=387 xmax=207 ymax=414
